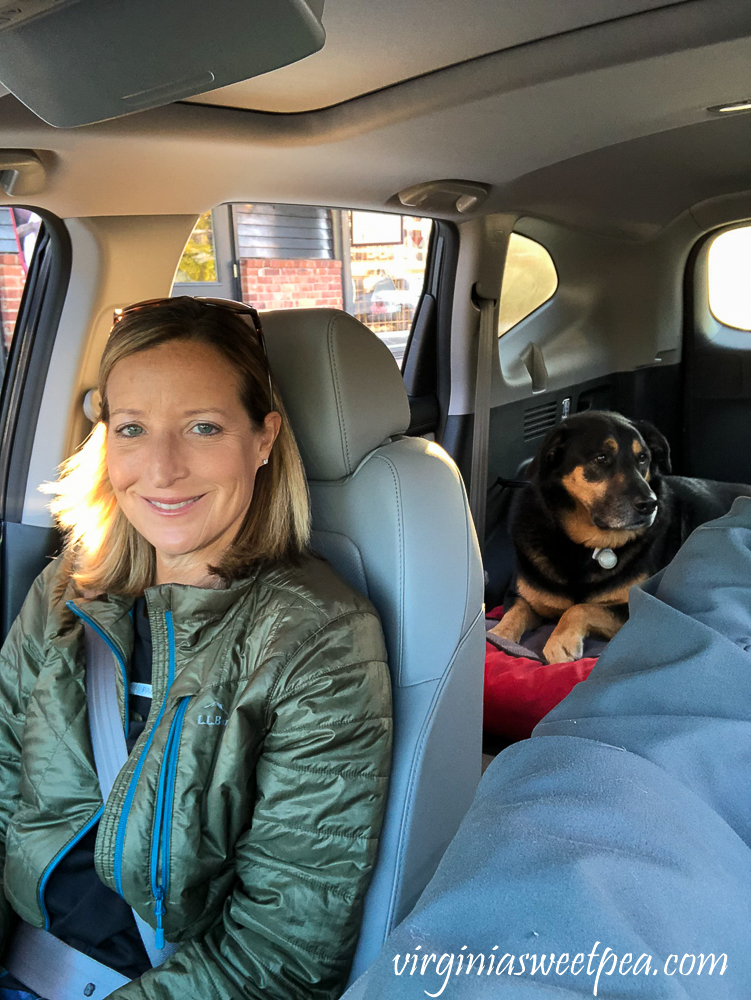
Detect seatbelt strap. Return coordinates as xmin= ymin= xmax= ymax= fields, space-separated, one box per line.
xmin=469 ymin=293 xmax=496 ymax=552
xmin=84 ymin=623 xmax=179 ymax=968
xmin=85 ymin=623 xmax=128 ymax=801
xmin=5 ymin=920 xmax=130 ymax=1000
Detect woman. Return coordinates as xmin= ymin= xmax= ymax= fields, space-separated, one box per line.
xmin=0 ymin=297 xmax=392 ymax=1000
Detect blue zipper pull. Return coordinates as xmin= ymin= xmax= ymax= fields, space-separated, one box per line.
xmin=154 ymin=888 xmax=165 ymax=949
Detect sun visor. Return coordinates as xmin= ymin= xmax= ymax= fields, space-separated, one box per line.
xmin=0 ymin=0 xmax=326 ymax=128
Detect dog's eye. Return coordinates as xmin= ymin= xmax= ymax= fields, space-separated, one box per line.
xmin=594 ymin=453 xmax=610 ymax=464
xmin=637 ymin=452 xmax=648 ymax=464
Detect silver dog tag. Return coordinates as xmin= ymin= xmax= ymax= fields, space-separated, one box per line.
xmin=593 ymin=547 xmax=618 ymax=569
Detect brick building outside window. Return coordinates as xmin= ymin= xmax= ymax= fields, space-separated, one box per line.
xmin=174 ymin=204 xmax=433 ymax=366
xmin=0 ymin=208 xmax=42 ymax=354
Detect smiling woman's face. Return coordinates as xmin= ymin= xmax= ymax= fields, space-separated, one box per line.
xmin=106 ymin=338 xmax=279 ymax=587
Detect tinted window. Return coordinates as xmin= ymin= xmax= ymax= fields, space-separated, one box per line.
xmin=498 ymin=233 xmax=557 ymax=336
xmin=0 ymin=208 xmax=43 ymax=357
xmin=174 ymin=205 xmax=433 ymax=367
xmin=174 ymin=211 xmax=218 ymax=283
xmin=707 ymin=226 xmax=751 ymax=331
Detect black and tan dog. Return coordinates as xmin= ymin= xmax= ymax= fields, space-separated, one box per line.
xmin=489 ymin=410 xmax=751 ymax=663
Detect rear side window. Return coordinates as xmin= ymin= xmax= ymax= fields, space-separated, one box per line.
xmin=0 ymin=208 xmax=43 ymax=357
xmin=348 ymin=211 xmax=432 ymax=364
xmin=174 ymin=205 xmax=433 ymax=366
xmin=175 ymin=211 xmax=218 ymax=283
xmin=707 ymin=226 xmax=751 ymax=330
xmin=498 ymin=233 xmax=557 ymax=336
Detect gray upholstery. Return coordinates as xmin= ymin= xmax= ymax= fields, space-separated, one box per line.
xmin=264 ymin=308 xmax=411 ymax=480
xmin=263 ymin=308 xmax=485 ymax=983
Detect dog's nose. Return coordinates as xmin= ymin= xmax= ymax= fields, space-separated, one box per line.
xmin=633 ymin=497 xmax=658 ymax=516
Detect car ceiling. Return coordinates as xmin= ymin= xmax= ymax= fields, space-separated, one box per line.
xmin=0 ymin=0 xmax=750 ymax=239
xmin=186 ymin=0 xmax=682 ymax=114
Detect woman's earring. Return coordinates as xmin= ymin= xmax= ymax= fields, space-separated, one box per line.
xmin=262 ymin=458 xmax=269 ymax=465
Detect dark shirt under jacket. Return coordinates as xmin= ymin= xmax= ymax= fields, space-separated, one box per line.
xmin=44 ymin=596 xmax=154 ymax=978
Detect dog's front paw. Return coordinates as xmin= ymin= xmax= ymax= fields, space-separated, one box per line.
xmin=543 ymin=629 xmax=584 ymax=664
xmin=488 ymin=619 xmax=522 ymax=644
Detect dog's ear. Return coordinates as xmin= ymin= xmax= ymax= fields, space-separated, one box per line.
xmin=633 ymin=420 xmax=672 ymax=475
xmin=529 ymin=424 xmax=569 ymax=480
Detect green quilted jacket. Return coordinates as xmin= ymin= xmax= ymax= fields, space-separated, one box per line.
xmin=0 ymin=553 xmax=392 ymax=999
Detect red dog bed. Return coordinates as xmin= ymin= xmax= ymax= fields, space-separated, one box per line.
xmin=484 ymin=606 xmax=598 ymax=741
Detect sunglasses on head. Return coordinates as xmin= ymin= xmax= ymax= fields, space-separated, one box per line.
xmin=111 ymin=296 xmax=275 ymax=413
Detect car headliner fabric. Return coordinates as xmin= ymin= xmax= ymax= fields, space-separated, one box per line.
xmin=346 ymin=496 xmax=751 ymax=998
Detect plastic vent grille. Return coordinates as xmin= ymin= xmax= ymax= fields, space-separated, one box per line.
xmin=523 ymin=401 xmax=558 ymax=440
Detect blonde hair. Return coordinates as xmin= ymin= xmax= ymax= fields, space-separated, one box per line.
xmin=44 ymin=297 xmax=310 ymax=596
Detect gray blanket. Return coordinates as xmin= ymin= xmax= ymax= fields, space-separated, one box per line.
xmin=485 ymin=617 xmax=609 ymax=661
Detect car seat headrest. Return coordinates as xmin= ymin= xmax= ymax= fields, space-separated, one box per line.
xmin=262 ymin=308 xmax=411 ymax=481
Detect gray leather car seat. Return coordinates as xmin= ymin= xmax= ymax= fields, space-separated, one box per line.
xmin=262 ymin=308 xmax=485 ymax=984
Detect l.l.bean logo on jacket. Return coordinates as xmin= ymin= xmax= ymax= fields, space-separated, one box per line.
xmin=198 ymin=700 xmax=228 ymax=726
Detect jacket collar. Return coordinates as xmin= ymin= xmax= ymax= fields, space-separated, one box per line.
xmin=66 ymin=565 xmax=263 ymax=650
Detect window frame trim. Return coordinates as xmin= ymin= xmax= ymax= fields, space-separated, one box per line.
xmin=0 ymin=208 xmax=72 ymax=524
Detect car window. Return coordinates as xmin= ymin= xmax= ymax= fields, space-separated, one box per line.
xmin=174 ymin=205 xmax=433 ymax=366
xmin=174 ymin=211 xmax=218 ymax=283
xmin=707 ymin=226 xmax=751 ymax=331
xmin=0 ymin=208 xmax=43 ymax=359
xmin=498 ymin=232 xmax=558 ymax=337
